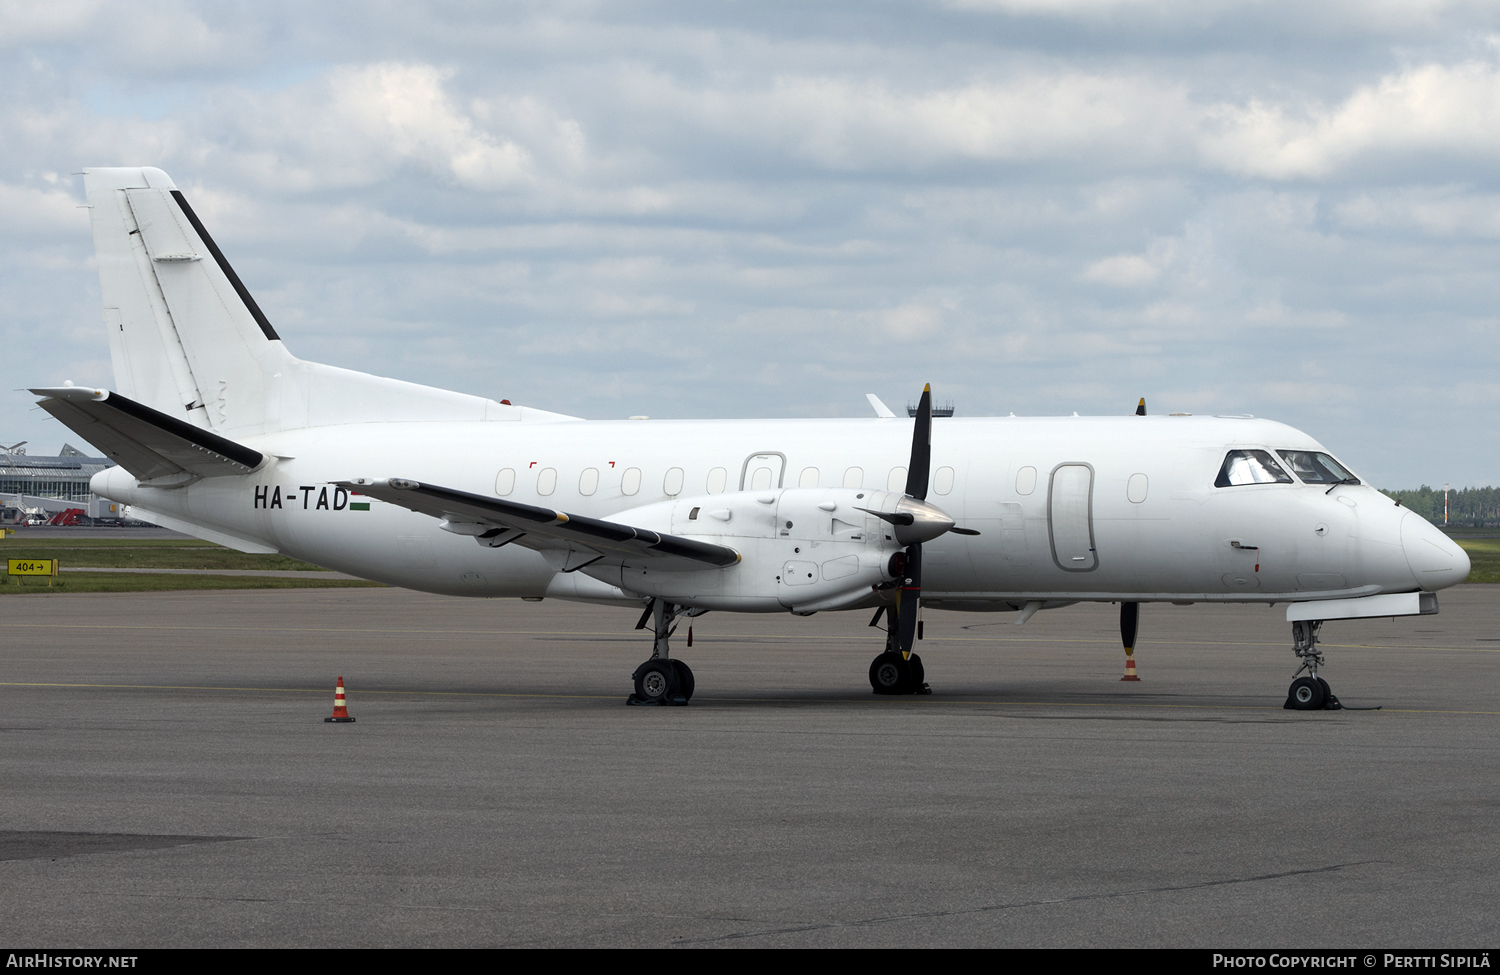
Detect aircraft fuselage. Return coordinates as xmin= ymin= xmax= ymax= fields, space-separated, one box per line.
xmin=91 ymin=413 xmax=1467 ymax=608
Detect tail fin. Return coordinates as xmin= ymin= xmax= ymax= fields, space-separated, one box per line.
xmin=84 ymin=167 xmax=289 ymax=435
xmin=83 ymin=167 xmax=578 ymax=437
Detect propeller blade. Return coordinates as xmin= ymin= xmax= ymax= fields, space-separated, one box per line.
xmin=897 ymin=543 xmax=922 ymax=658
xmin=1121 ymin=601 xmax=1139 ymax=650
xmin=1135 ymin=397 xmax=1146 ymax=417
xmin=905 ymin=384 xmax=932 ymax=501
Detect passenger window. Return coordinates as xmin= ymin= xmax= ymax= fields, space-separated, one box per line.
xmin=843 ymin=467 xmax=863 ymax=488
xmin=664 ymin=467 xmax=684 ymax=496
xmin=934 ymin=466 xmax=954 ymax=495
xmin=750 ymin=466 xmax=773 ymax=490
xmin=1127 ymin=473 xmax=1148 ymax=503
xmin=887 ymin=467 xmax=907 ymax=492
xmin=706 ymin=467 xmax=727 ymax=494
xmin=1215 ymin=450 xmax=1293 ymax=487
xmin=621 ymin=467 xmax=641 ymax=496
xmin=1276 ymin=450 xmax=1359 ymax=486
xmin=495 ymin=468 xmax=515 ymax=496
xmin=537 ymin=467 xmax=557 ymax=496
xmin=579 ymin=468 xmax=599 ymax=496
xmin=799 ymin=467 xmax=819 ymax=488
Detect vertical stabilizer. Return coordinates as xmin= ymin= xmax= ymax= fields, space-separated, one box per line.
xmin=83 ymin=167 xmax=290 ymax=437
xmin=80 ymin=167 xmax=580 ymax=437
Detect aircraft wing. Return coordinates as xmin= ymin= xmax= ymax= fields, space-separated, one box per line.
xmin=340 ymin=478 xmax=741 ymax=570
xmin=30 ymin=386 xmax=264 ymax=484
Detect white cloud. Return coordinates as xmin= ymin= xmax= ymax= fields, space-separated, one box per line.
xmin=1202 ymin=60 xmax=1500 ymax=179
xmin=320 ymin=62 xmax=534 ymax=190
xmin=1335 ymin=186 xmax=1500 ymax=238
xmin=1083 ymin=254 xmax=1159 ymax=287
xmin=0 ymin=0 xmax=105 ymax=48
xmin=876 ymin=303 xmax=945 ymax=340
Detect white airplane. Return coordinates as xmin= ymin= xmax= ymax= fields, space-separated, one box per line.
xmin=34 ymin=167 xmax=1471 ymax=709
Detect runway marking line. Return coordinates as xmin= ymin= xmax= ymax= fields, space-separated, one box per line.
xmin=3 ymin=681 xmax=1498 ymax=714
xmin=0 ymin=621 xmax=1495 ymax=655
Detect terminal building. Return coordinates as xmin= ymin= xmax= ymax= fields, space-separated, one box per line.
xmin=1 ymin=444 xmax=121 ymax=524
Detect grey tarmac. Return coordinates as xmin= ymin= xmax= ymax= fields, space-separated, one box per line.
xmin=1 ymin=585 xmax=1497 ymax=948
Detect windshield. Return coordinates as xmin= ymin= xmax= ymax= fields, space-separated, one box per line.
xmin=1276 ymin=450 xmax=1359 ymax=486
xmin=1215 ymin=449 xmax=1294 ymax=487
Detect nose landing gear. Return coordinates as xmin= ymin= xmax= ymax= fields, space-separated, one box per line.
xmin=1284 ymin=619 xmax=1341 ymax=711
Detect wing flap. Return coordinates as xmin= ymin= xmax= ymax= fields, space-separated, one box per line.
xmin=31 ymin=386 xmax=264 ymax=484
xmin=341 ymin=478 xmax=740 ymax=570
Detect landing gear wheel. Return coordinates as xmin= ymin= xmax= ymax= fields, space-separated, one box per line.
xmin=1317 ymin=676 xmax=1341 ymax=710
xmin=671 ymin=660 xmax=695 ymax=701
xmin=632 ymin=660 xmax=678 ymax=704
xmin=869 ymin=652 xmax=914 ymax=695
xmin=1285 ymin=675 xmax=1327 ymax=711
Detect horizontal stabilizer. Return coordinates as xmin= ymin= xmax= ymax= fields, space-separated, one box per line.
xmin=31 ymin=386 xmax=264 ymax=485
xmin=341 ymin=478 xmax=741 ymax=570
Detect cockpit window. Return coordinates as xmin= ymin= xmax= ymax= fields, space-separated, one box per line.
xmin=1215 ymin=449 xmax=1294 ymax=487
xmin=1276 ymin=450 xmax=1359 ymax=486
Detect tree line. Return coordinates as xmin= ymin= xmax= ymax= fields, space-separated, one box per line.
xmin=1378 ymin=486 xmax=1500 ymax=527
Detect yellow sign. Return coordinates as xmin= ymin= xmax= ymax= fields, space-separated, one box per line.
xmin=8 ymin=559 xmax=58 ymax=576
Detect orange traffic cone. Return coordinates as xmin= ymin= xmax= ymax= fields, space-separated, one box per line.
xmin=1121 ymin=650 xmax=1140 ymax=682
xmin=325 ymin=676 xmax=356 ymax=722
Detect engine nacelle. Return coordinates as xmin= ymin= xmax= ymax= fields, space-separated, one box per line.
xmin=582 ymin=487 xmax=917 ymax=613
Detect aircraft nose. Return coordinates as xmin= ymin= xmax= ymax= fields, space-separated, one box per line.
xmin=1401 ymin=511 xmax=1471 ymax=591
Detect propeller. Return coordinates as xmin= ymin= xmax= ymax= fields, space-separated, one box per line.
xmin=860 ymin=384 xmax=979 ymax=661
xmin=1122 ymin=395 xmax=1144 ymax=676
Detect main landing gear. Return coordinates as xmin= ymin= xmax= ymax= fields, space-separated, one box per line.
xmin=1284 ymin=619 xmax=1341 ymax=711
xmin=866 ymin=602 xmax=930 ymax=696
xmin=628 ymin=598 xmax=696 ymax=706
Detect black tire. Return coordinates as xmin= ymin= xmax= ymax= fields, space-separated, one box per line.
xmin=869 ymin=652 xmax=914 ymax=695
xmin=671 ymin=660 xmax=695 ymax=701
xmin=908 ymin=653 xmax=925 ymax=687
xmin=1285 ymin=676 xmax=1326 ymax=711
xmin=633 ymin=660 xmax=678 ymax=703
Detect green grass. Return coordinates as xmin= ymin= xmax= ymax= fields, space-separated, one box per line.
xmin=0 ymin=537 xmax=326 ymax=571
xmin=0 ymin=534 xmax=380 ymax=594
xmin=1456 ymin=538 xmax=1500 ymax=584
xmin=0 ymin=573 xmax=384 ymax=595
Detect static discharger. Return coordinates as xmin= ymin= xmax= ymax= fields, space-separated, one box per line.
xmin=325 ymin=676 xmax=355 ymax=723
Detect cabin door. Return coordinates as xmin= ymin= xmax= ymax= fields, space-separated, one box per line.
xmin=1049 ymin=463 xmax=1097 ymax=571
xmin=739 ymin=452 xmax=786 ymax=491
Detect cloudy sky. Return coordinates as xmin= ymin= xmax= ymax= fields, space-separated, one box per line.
xmin=4 ymin=0 xmax=1499 ymax=487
